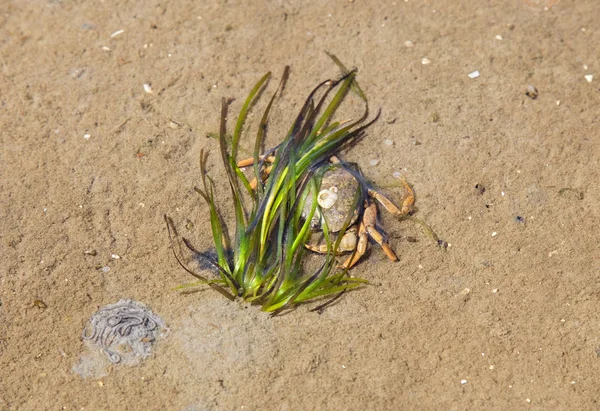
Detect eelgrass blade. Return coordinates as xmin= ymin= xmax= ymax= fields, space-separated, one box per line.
xmin=232 ymin=72 xmax=271 ymax=161
xmin=298 ymin=109 xmax=378 ymax=173
xmin=263 ymin=259 xmax=329 ymax=313
xmin=252 ymin=94 xmax=276 ymax=196
xmin=193 ymin=182 xmax=232 ymax=272
xmin=218 ymin=98 xmax=247 ymax=225
xmin=174 ymin=279 xmax=228 ymax=291
xmin=195 ymin=184 xmax=231 ymax=273
xmin=253 ymin=67 xmax=290 ymax=197
xmin=246 ymin=78 xmax=333 ymax=243
xmin=164 ymin=215 xmax=235 ymax=301
xmin=278 ymin=65 xmax=290 ymax=98
xmin=217 ymin=99 xmax=254 ymax=289
xmin=334 ymin=110 xmax=381 ymax=155
xmin=301 ymin=71 xmax=357 ymax=150
xmin=195 ymin=149 xmax=239 ymax=293
xmin=325 ymin=51 xmax=368 ymax=102
xmin=288 ymin=79 xmax=333 ymax=143
xmin=293 ymin=279 xmax=366 ymax=303
xmin=180 ymin=236 xmax=239 ymax=290
xmin=288 ymin=175 xmax=319 ymax=256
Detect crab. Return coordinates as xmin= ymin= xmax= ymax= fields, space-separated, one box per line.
xmin=302 ymin=156 xmax=414 ymax=268
xmin=238 ymin=155 xmax=415 ymax=268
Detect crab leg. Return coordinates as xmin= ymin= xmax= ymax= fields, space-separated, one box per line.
xmin=341 ymin=202 xmax=399 ymax=268
xmin=334 ymin=154 xmax=414 ymax=216
xmin=368 ymin=177 xmax=414 ymax=217
xmin=362 ymin=202 xmax=398 ymax=262
xmin=237 ymin=155 xmax=276 ymax=168
xmin=341 ymin=221 xmax=369 ymax=269
xmin=329 ymin=155 xmax=342 ymax=164
xmin=246 ymin=165 xmax=272 ymax=190
xmin=236 ymin=156 xmax=276 ymax=189
xmin=365 ymin=226 xmax=398 ymax=262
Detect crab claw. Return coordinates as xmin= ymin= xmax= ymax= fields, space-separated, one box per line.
xmin=341 ymin=202 xmax=398 ymax=269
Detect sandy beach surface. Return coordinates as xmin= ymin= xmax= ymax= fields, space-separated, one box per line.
xmin=1 ymin=0 xmax=599 ymax=409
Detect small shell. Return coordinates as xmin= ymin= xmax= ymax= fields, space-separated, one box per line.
xmin=339 ymin=229 xmax=358 ymax=250
xmin=317 ymin=188 xmax=338 ymax=209
xmin=525 ymin=85 xmax=538 ymax=99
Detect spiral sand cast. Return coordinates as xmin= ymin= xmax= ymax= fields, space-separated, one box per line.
xmin=82 ymin=299 xmax=168 ymax=364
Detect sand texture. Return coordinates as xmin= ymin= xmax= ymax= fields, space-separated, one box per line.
xmin=1 ymin=0 xmax=599 ymax=409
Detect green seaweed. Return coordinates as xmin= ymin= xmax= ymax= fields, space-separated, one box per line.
xmin=167 ymin=59 xmax=377 ymax=313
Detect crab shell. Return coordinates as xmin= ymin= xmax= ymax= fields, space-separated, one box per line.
xmin=302 ymin=167 xmax=360 ymax=233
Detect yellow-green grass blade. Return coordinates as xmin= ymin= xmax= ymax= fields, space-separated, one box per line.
xmin=231 ymin=72 xmax=271 ymax=161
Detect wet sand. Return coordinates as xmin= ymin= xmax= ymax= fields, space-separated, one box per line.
xmin=1 ymin=0 xmax=599 ymax=409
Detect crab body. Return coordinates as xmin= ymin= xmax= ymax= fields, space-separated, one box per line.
xmin=302 ymin=167 xmax=360 ymax=232
xmin=300 ymin=157 xmax=415 ymax=268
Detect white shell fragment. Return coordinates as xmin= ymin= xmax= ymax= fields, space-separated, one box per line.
xmin=459 ymin=288 xmax=471 ymax=297
xmin=369 ymin=159 xmax=380 ymax=166
xmin=584 ymin=74 xmax=593 ymax=83
xmin=404 ymin=40 xmax=414 ymax=47
xmin=421 ymin=57 xmax=431 ymax=65
xmin=468 ymin=70 xmax=480 ymax=79
xmin=110 ymin=29 xmax=125 ymax=38
xmin=143 ymin=83 xmax=153 ymax=94
xmin=317 ymin=188 xmax=339 ymax=209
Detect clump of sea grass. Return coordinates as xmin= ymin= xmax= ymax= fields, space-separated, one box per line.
xmin=167 ymin=61 xmax=377 ymax=313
